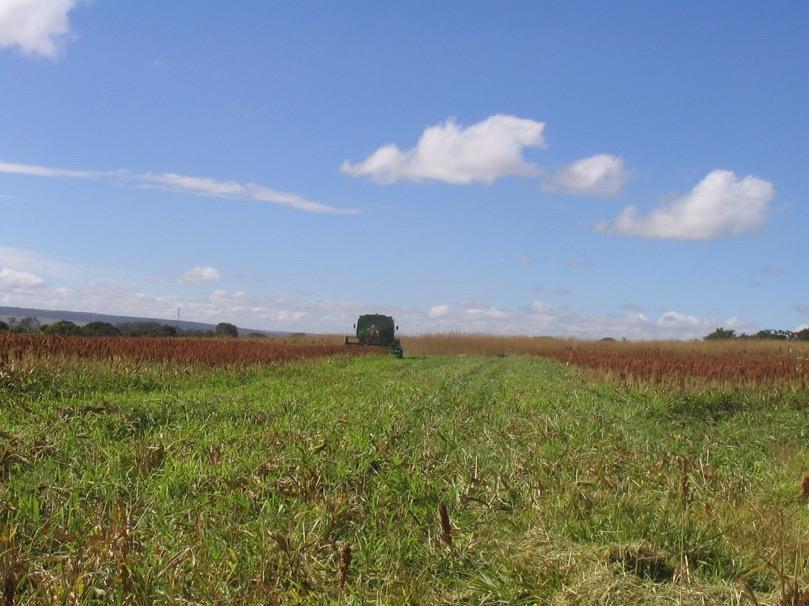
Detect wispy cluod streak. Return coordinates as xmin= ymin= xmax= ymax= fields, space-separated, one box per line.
xmin=0 ymin=161 xmax=99 ymax=179
xmin=0 ymin=160 xmax=356 ymax=215
xmin=140 ymin=173 xmax=356 ymax=215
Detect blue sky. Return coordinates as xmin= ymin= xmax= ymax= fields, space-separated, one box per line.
xmin=1 ymin=1 xmax=807 ymax=337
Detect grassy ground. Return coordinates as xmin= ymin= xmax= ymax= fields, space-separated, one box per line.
xmin=0 ymin=354 xmax=807 ymax=604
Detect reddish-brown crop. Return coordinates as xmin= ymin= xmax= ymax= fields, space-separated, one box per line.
xmin=537 ymin=349 xmax=809 ymax=385
xmin=0 ymin=334 xmax=376 ymax=367
xmin=403 ymin=334 xmax=809 ymax=385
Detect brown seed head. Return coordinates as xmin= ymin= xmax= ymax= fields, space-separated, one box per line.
xmin=339 ymin=543 xmax=352 ymax=589
xmin=3 ymin=569 xmax=15 ymax=606
xmin=801 ymin=475 xmax=809 ymax=502
xmin=438 ymin=502 xmax=452 ymax=546
xmin=678 ymin=456 xmax=690 ymax=505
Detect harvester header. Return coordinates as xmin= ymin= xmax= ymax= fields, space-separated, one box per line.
xmin=345 ymin=314 xmax=403 ymax=357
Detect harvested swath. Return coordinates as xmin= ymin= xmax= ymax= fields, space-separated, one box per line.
xmin=0 ymin=334 xmax=377 ymax=367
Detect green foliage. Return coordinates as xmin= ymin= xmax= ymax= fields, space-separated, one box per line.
xmin=10 ymin=316 xmax=41 ymax=333
xmin=752 ymin=328 xmax=794 ymax=340
xmin=705 ymin=327 xmax=807 ymax=341
xmin=116 ymin=321 xmax=179 ymax=337
xmin=0 ymin=355 xmax=805 ymax=603
xmin=0 ymin=320 xmax=9 ymax=332
xmin=80 ymin=321 xmax=121 ymax=336
xmin=215 ymin=321 xmax=239 ymax=337
xmin=43 ymin=320 xmax=79 ymax=335
xmin=704 ymin=327 xmax=736 ymax=340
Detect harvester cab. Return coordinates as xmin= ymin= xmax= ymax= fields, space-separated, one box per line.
xmin=345 ymin=314 xmax=403 ymax=358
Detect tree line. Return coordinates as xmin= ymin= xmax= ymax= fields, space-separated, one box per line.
xmin=0 ymin=317 xmax=242 ymax=338
xmin=705 ymin=327 xmax=809 ymax=341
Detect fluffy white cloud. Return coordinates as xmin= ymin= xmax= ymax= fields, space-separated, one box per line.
xmin=795 ymin=324 xmax=809 ymax=332
xmin=0 ymin=160 xmax=356 ymax=214
xmin=341 ymin=115 xmax=545 ymax=185
xmin=543 ymin=154 xmax=629 ymax=196
xmin=0 ymin=0 xmax=79 ymax=58
xmin=598 ymin=169 xmax=775 ymax=240
xmin=178 ymin=266 xmax=221 ymax=285
xmin=0 ymin=267 xmax=44 ymax=287
xmin=428 ymin=304 xmax=450 ymax=318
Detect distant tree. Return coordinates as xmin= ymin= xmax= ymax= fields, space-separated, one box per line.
xmin=215 ymin=322 xmax=239 ymax=338
xmin=179 ymin=329 xmax=214 ymax=337
xmin=13 ymin=316 xmax=41 ymax=333
xmin=116 ymin=321 xmax=180 ymax=337
xmin=159 ymin=325 xmax=179 ymax=337
xmin=0 ymin=320 xmax=9 ymax=332
xmin=117 ymin=321 xmax=156 ymax=336
xmin=796 ymin=328 xmax=809 ymax=341
xmin=754 ymin=329 xmax=795 ymax=341
xmin=704 ymin=327 xmax=736 ymax=340
xmin=80 ymin=321 xmax=121 ymax=337
xmin=44 ymin=320 xmax=79 ymax=335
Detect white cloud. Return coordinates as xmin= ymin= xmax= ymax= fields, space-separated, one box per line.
xmin=0 ymin=161 xmax=96 ymax=178
xmin=0 ymin=0 xmax=79 ymax=58
xmin=795 ymin=324 xmax=809 ymax=332
xmin=0 ymin=267 xmax=44 ymax=287
xmin=178 ymin=266 xmax=221 ymax=285
xmin=0 ymin=267 xmax=753 ymax=339
xmin=463 ymin=306 xmax=509 ymax=320
xmin=655 ymin=310 xmax=699 ymax=329
xmin=795 ymin=304 xmax=809 ymax=315
xmin=518 ymin=255 xmax=535 ymax=266
xmin=428 ymin=304 xmax=450 ymax=318
xmin=140 ymin=173 xmax=355 ymax=215
xmin=0 ymin=245 xmax=78 ymax=278
xmin=0 ymin=245 xmax=760 ymax=340
xmin=0 ymin=160 xmax=356 ymax=214
xmin=760 ymin=266 xmax=783 ymax=277
xmin=543 ymin=154 xmax=629 ymax=196
xmin=598 ymin=169 xmax=775 ymax=240
xmin=341 ymin=114 xmax=545 ymax=185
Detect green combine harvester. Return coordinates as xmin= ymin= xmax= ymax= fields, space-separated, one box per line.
xmin=345 ymin=314 xmax=403 ymax=358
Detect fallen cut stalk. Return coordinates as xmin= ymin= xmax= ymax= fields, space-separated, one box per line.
xmin=339 ymin=543 xmax=352 ymax=589
xmin=439 ymin=502 xmax=452 ymax=547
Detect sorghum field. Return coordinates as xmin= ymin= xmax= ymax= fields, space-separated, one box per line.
xmin=0 ymin=336 xmax=807 ymax=604
xmin=0 ymin=334 xmax=368 ymax=367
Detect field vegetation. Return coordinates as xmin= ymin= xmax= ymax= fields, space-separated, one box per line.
xmin=0 ymin=334 xmax=806 ymax=604
xmin=403 ymin=334 xmax=809 ymax=385
xmin=0 ymin=333 xmax=370 ymax=367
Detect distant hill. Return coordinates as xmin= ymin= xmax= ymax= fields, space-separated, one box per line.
xmin=0 ymin=306 xmax=290 ymax=337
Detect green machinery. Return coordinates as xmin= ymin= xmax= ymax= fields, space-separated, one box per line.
xmin=345 ymin=314 xmax=403 ymax=358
